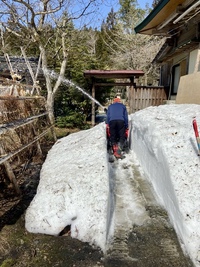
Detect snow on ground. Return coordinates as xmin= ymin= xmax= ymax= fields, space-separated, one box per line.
xmin=130 ymin=104 xmax=200 ymax=266
xmin=25 ymin=124 xmax=110 ymax=251
xmin=25 ymin=104 xmax=200 ymax=266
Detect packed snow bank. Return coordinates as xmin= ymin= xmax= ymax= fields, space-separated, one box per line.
xmin=25 ymin=103 xmax=200 ymax=266
xmin=25 ymin=124 xmax=110 ymax=251
xmin=130 ymin=104 xmax=200 ymax=266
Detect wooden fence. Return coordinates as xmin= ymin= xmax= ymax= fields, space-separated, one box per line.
xmin=129 ymin=86 xmax=169 ymax=113
xmin=0 ymin=96 xmax=54 ymax=194
xmin=0 ymin=86 xmax=169 ymax=194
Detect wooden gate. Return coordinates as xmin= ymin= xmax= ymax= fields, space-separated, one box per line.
xmin=129 ymin=86 xmax=168 ymax=113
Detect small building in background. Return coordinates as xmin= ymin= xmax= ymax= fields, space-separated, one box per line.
xmin=135 ymin=0 xmax=200 ymax=104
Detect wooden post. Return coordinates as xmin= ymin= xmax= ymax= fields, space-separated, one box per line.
xmin=32 ymin=125 xmax=43 ymax=156
xmin=129 ymin=77 xmax=135 ymax=114
xmin=0 ymin=145 xmax=21 ymax=195
xmin=91 ymin=80 xmax=95 ymax=126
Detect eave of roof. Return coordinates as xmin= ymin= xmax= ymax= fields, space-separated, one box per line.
xmin=134 ymin=0 xmax=185 ymax=35
xmin=84 ymin=70 xmax=144 ymax=79
xmin=154 ymin=38 xmax=200 ymax=63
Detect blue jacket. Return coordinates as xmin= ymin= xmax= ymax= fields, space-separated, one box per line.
xmin=106 ymin=102 xmax=128 ymax=129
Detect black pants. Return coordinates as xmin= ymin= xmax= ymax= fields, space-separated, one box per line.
xmin=109 ymin=120 xmax=126 ymax=148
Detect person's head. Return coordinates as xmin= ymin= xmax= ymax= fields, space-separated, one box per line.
xmin=113 ymin=96 xmax=121 ymax=103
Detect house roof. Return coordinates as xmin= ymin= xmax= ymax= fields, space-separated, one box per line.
xmin=135 ymin=0 xmax=187 ymax=35
xmin=0 ymin=56 xmax=39 ymax=77
xmin=153 ymin=38 xmax=199 ymax=63
xmin=84 ymin=70 xmax=144 ymax=79
xmin=135 ymin=0 xmax=200 ymax=63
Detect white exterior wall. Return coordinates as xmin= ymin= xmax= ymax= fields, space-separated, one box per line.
xmin=176 ymin=72 xmax=200 ymax=104
xmin=188 ymin=49 xmax=200 ymax=73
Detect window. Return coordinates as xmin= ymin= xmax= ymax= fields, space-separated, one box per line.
xmin=172 ymin=64 xmax=180 ymax=95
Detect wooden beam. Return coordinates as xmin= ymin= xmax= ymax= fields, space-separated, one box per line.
xmin=0 ymin=112 xmax=49 ymax=135
xmin=0 ymin=145 xmax=21 ymax=194
xmin=0 ymin=126 xmax=54 ymax=165
xmin=94 ymin=82 xmax=136 ymax=87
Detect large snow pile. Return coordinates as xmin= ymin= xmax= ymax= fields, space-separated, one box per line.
xmin=25 ymin=103 xmax=200 ymax=266
xmin=25 ymin=125 xmax=110 ymax=251
xmin=130 ymin=104 xmax=200 ymax=265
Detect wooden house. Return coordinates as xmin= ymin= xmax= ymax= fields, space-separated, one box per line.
xmin=135 ymin=0 xmax=200 ymax=104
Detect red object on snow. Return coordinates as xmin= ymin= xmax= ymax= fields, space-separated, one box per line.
xmin=193 ymin=119 xmax=200 ymax=156
xmin=193 ymin=119 xmax=199 ymax=137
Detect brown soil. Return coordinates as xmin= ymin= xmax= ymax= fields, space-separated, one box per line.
xmin=0 ymin=216 xmax=103 ymax=267
xmin=0 ymin=140 xmax=104 ymax=267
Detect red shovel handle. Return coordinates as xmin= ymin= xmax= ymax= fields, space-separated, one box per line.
xmin=193 ymin=119 xmax=199 ymax=137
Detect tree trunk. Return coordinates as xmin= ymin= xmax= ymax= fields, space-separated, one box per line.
xmin=39 ymin=44 xmax=57 ymax=141
xmin=39 ymin=24 xmax=68 ymax=142
xmin=47 ymin=91 xmax=55 ymax=124
xmin=39 ymin=44 xmax=54 ymax=123
xmin=47 ymin=91 xmax=57 ymax=141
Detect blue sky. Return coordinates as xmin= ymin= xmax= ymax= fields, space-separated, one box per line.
xmin=72 ymin=0 xmax=153 ymax=29
xmin=138 ymin=0 xmax=153 ymax=8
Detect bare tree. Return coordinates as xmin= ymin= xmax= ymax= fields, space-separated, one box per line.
xmin=101 ymin=4 xmax=165 ymax=85
xmin=0 ymin=0 xmax=96 ymax=126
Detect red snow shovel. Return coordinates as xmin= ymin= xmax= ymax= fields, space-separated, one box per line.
xmin=193 ymin=119 xmax=200 ymax=156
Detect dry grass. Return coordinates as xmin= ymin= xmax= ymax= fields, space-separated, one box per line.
xmin=0 ymin=233 xmax=11 ymax=255
xmin=54 ymin=127 xmax=80 ymax=139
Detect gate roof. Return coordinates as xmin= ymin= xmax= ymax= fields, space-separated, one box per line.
xmin=84 ymin=70 xmax=144 ymax=79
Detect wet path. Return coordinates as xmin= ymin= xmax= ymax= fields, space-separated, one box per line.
xmin=104 ymin=154 xmax=193 ymax=267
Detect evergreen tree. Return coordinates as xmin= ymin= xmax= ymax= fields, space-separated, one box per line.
xmin=54 ymin=26 xmax=112 ymax=127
